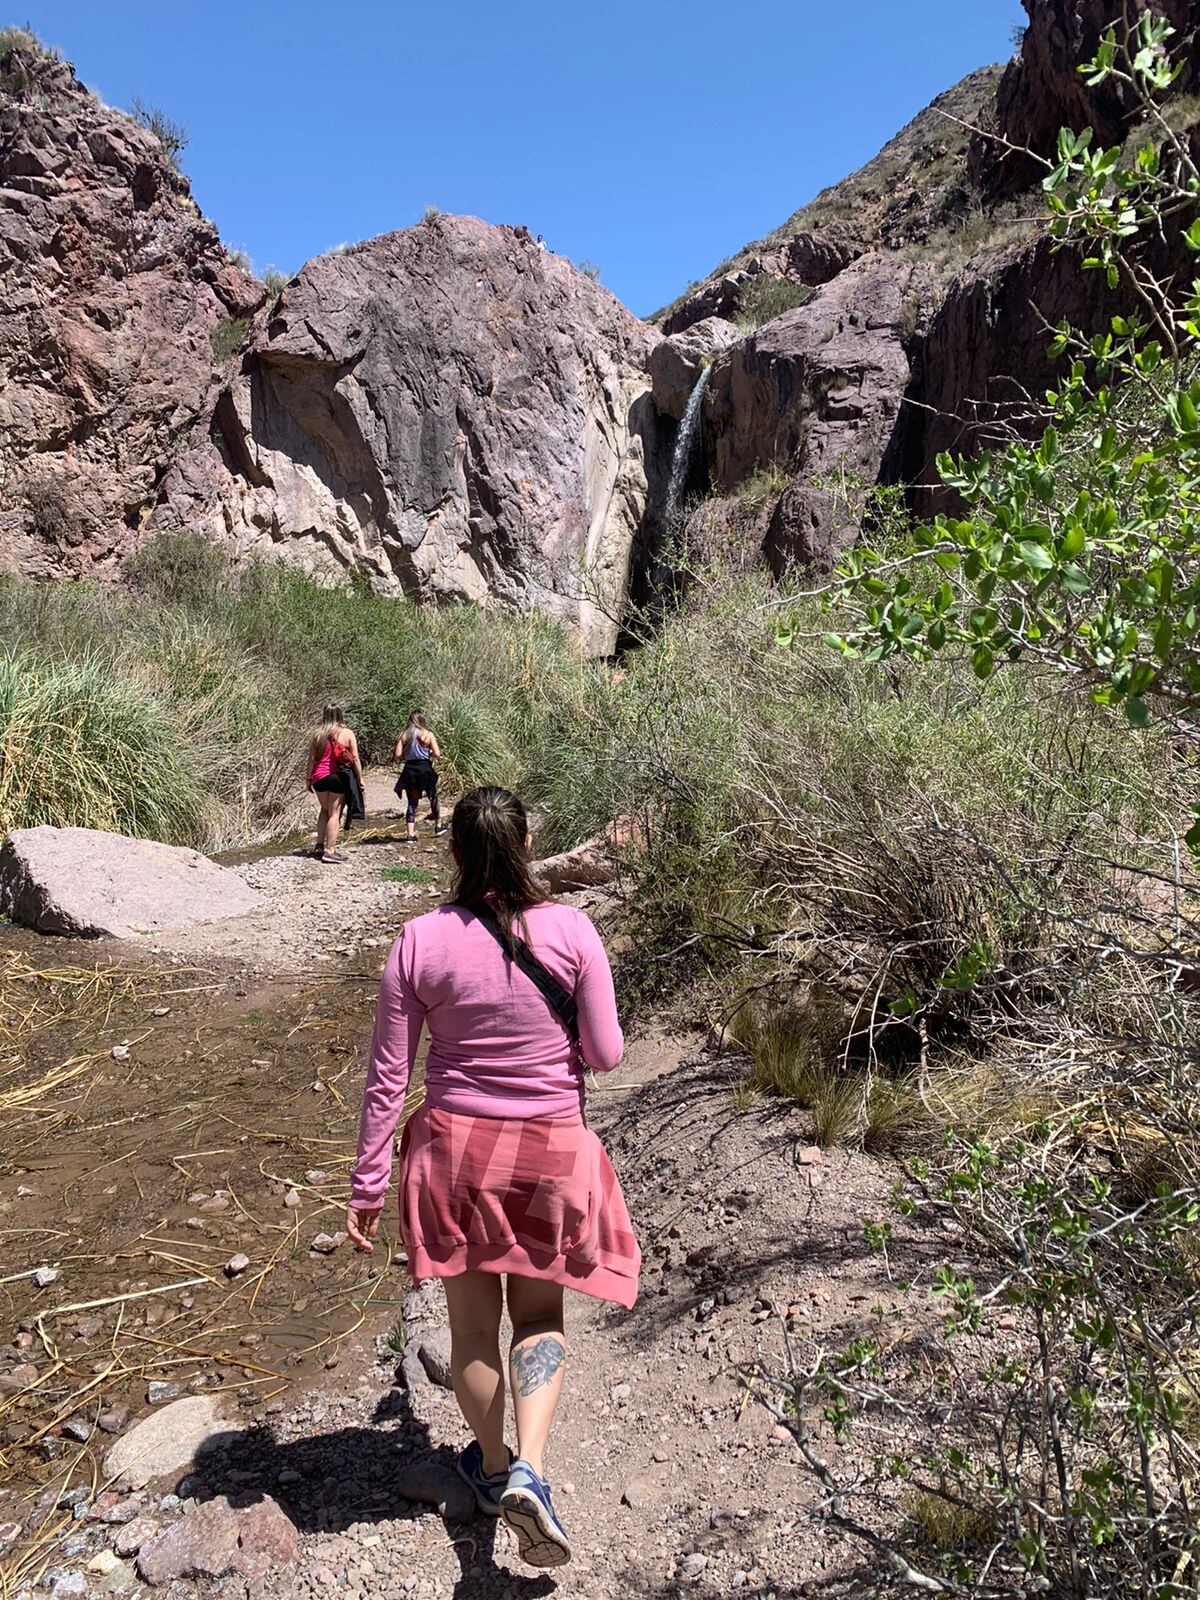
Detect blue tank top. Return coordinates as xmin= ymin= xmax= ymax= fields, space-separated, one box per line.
xmin=407 ymin=729 xmax=431 ymax=760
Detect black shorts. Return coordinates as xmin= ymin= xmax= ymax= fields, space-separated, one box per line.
xmin=313 ymin=773 xmax=347 ymax=795
xmin=397 ymin=760 xmax=437 ymax=800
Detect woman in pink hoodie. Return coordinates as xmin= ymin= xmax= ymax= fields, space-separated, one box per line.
xmin=346 ymin=786 xmax=640 ymax=1569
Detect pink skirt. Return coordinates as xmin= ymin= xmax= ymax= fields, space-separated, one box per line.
xmin=398 ymin=1105 xmax=641 ymax=1308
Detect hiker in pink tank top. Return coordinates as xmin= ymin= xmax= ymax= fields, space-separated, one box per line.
xmin=347 ymin=786 xmax=639 ymax=1569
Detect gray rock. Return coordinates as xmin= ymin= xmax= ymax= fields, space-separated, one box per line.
xmin=394 ymin=1462 xmax=473 ymax=1523
xmin=416 ymin=1329 xmax=453 ymax=1390
xmin=103 ymin=1396 xmax=231 ymax=1490
xmin=224 ymin=1253 xmax=250 ymax=1276
xmin=650 ymin=317 xmax=741 ymax=420
xmin=146 ymin=1382 xmax=180 ymax=1405
xmin=0 ymin=828 xmax=262 ymax=939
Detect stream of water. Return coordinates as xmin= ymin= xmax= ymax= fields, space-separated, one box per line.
xmin=663 ymin=364 xmax=712 ymax=533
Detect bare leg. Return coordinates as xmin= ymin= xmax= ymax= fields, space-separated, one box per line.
xmin=506 ymin=1276 xmax=566 ymax=1477
xmin=443 ymin=1272 xmax=508 ymax=1475
xmin=314 ymin=799 xmax=328 ymax=853
xmin=322 ymin=794 xmax=341 ymax=856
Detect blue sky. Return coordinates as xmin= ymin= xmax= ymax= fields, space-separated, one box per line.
xmin=27 ymin=0 xmax=1025 ymax=317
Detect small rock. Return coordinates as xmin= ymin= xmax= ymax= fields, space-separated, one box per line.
xmin=680 ymin=1552 xmax=709 ymax=1579
xmin=282 ymin=1188 xmax=301 ymax=1209
xmin=304 ymin=1169 xmax=327 ymax=1184
xmin=770 ymin=1424 xmax=793 ymax=1445
xmin=393 ymin=1460 xmax=473 ymax=1522
xmin=146 ymin=1382 xmax=181 ymax=1405
xmin=0 ymin=1521 xmax=19 ymax=1546
xmin=416 ymin=1329 xmax=453 ymax=1389
xmin=86 ymin=1550 xmax=122 ymax=1576
xmin=199 ymin=1192 xmax=231 ymax=1214
xmin=796 ymin=1145 xmax=823 ymax=1165
xmin=110 ymin=1044 xmax=130 ymax=1061
xmin=0 ymin=1363 xmax=38 ymax=1392
xmin=610 ymin=1382 xmax=633 ymax=1404
xmin=97 ymin=1405 xmax=129 ymax=1434
xmin=60 ymin=1416 xmax=93 ymax=1443
xmin=224 ymin=1253 xmax=250 ymax=1277
xmin=111 ymin=1516 xmax=152 ymax=1559
xmin=57 ymin=1487 xmax=90 ymax=1510
xmin=150 ymin=1006 xmax=171 ymax=1017
xmin=47 ymin=1572 xmax=87 ymax=1599
xmin=710 ymin=1507 xmax=733 ymax=1529
xmin=732 ymin=1571 xmax=749 ymax=1589
xmin=33 ymin=1266 xmax=59 ymax=1289
xmin=136 ymin=1493 xmax=298 ymax=1585
xmin=239 ymin=1333 xmax=262 ymax=1348
xmin=621 ymin=1479 xmax=652 ymax=1509
xmin=309 ymin=1232 xmax=345 ymax=1255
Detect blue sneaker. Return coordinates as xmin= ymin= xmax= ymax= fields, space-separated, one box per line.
xmin=456 ymin=1441 xmax=512 ymax=1516
xmin=500 ymin=1459 xmax=572 ymax=1567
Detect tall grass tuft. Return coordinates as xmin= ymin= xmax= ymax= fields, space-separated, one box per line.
xmin=0 ymin=649 xmax=212 ymax=844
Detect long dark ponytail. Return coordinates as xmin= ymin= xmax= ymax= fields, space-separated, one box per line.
xmin=450 ymin=786 xmax=546 ymax=953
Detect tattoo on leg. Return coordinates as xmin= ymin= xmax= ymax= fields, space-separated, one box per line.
xmin=511 ymin=1336 xmax=565 ymax=1397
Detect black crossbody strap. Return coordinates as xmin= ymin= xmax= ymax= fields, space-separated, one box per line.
xmin=471 ymin=904 xmax=580 ymax=1044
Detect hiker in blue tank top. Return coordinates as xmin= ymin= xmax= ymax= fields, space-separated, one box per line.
xmin=395 ymin=710 xmax=444 ymax=844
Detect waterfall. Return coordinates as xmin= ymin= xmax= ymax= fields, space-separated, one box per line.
xmin=663 ymin=364 xmax=711 ymax=533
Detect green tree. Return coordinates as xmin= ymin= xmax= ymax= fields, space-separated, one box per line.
xmin=818 ymin=14 xmax=1200 ymax=744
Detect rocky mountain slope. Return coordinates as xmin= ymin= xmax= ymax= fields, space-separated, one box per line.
xmin=2 ymin=0 xmax=1198 ymax=644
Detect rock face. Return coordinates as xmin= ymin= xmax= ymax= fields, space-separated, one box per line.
xmin=970 ymin=0 xmax=1200 ymax=202
xmin=158 ymin=216 xmax=663 ymax=654
xmin=649 ymin=318 xmax=741 ymax=422
xmin=0 ymin=46 xmax=260 ymax=579
xmin=102 ymin=1397 xmax=231 ymax=1490
xmin=0 ymin=826 xmax=262 ymax=937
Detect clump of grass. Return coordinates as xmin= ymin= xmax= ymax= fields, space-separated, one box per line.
xmin=210 ymin=316 xmax=249 ymax=364
xmin=735 ymin=276 xmax=813 ymax=332
xmin=737 ymin=461 xmax=790 ymax=513
xmin=384 ymin=1319 xmax=407 ymax=1356
xmin=129 ymin=96 xmax=188 ymax=169
xmin=381 ymin=865 xmax=431 ymax=885
xmin=0 ymin=648 xmax=213 ymax=844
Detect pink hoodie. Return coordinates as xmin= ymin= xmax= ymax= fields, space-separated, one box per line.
xmin=350 ymin=902 xmax=623 ymax=1209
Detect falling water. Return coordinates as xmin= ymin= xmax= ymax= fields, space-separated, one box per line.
xmin=663 ymin=364 xmax=712 ymax=533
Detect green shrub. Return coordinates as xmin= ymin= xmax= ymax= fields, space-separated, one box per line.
xmin=734 ymin=275 xmax=813 ymax=331
xmin=263 ymin=269 xmax=290 ymax=297
xmin=210 ymin=317 xmax=249 ymax=364
xmin=129 ymin=97 xmax=188 ymax=169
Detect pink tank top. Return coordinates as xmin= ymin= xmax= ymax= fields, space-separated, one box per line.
xmin=311 ymin=738 xmax=347 ymax=781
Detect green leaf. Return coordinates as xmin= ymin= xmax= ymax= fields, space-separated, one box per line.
xmin=1125 ymin=697 xmax=1150 ymax=728
xmin=1018 ymin=541 xmax=1054 ymax=572
xmin=971 ymin=644 xmax=994 ymax=680
xmin=1059 ymin=524 xmax=1086 ymax=559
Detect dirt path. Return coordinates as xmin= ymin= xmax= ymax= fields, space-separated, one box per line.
xmin=0 ymin=787 xmax=946 ymax=1599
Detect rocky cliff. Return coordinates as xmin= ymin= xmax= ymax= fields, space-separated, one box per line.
xmin=3 ymin=1 xmax=1198 ymax=642
xmin=0 ymin=43 xmax=261 ymax=578
xmin=157 ymin=218 xmax=663 ymax=655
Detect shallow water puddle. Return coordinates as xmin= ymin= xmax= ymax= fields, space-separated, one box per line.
xmin=0 ymin=934 xmax=423 ymax=1514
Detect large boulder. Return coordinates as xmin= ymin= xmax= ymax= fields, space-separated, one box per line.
xmin=157 ymin=216 xmax=664 ymax=655
xmin=103 ymin=1397 xmax=232 ymax=1491
xmin=136 ymin=1494 xmax=298 ymax=1586
xmin=706 ymin=254 xmax=927 ymax=494
xmin=0 ymin=827 xmax=262 ymax=938
xmin=649 ymin=317 xmax=741 ymax=421
xmin=0 ymin=47 xmax=260 ymax=579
